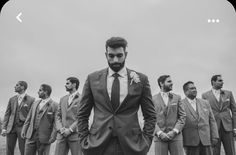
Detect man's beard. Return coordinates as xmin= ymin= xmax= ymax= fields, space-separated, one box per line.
xmin=66 ymin=87 xmax=72 ymax=92
xmin=163 ymin=85 xmax=172 ymax=92
xmin=108 ymin=61 xmax=125 ymax=72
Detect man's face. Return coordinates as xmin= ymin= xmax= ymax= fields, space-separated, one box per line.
xmin=65 ymin=80 xmax=74 ymax=92
xmin=38 ymin=86 xmax=46 ymax=99
xmin=106 ymin=47 xmax=127 ymax=72
xmin=162 ymin=77 xmax=173 ymax=92
xmin=185 ymin=83 xmax=197 ymax=99
xmin=14 ymin=82 xmax=23 ymax=93
xmin=213 ymin=76 xmax=223 ymax=90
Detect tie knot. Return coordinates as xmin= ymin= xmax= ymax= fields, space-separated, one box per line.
xmin=113 ymin=73 xmax=119 ymax=78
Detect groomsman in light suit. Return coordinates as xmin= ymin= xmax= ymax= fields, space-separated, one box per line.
xmin=54 ymin=77 xmax=83 ymax=155
xmin=21 ymin=84 xmax=58 ymax=155
xmin=1 ymin=81 xmax=35 ymax=155
xmin=182 ymin=81 xmax=219 ymax=155
xmin=202 ymin=75 xmax=236 ymax=155
xmin=77 ymin=37 xmax=156 ymax=155
xmin=153 ymin=75 xmax=186 ymax=155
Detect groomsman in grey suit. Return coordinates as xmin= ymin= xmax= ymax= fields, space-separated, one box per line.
xmin=1 ymin=81 xmax=35 ymax=155
xmin=54 ymin=77 xmax=83 ymax=155
xmin=202 ymin=75 xmax=236 ymax=155
xmin=77 ymin=37 xmax=156 ymax=155
xmin=182 ymin=81 xmax=219 ymax=155
xmin=21 ymin=84 xmax=58 ymax=155
xmin=153 ymin=75 xmax=186 ymax=155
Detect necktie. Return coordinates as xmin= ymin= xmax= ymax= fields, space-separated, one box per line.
xmin=68 ymin=95 xmax=74 ymax=106
xmin=111 ymin=73 xmax=120 ymax=111
xmin=18 ymin=96 xmax=23 ymax=105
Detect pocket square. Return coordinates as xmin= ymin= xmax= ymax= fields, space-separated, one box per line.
xmin=170 ymin=103 xmax=177 ymax=106
xmin=23 ymin=104 xmax=28 ymax=107
xmin=73 ymin=105 xmax=78 ymax=107
xmin=225 ymin=98 xmax=230 ymax=101
xmin=47 ymin=112 xmax=53 ymax=115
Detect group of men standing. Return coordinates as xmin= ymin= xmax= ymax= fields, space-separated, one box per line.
xmin=1 ymin=37 xmax=236 ymax=155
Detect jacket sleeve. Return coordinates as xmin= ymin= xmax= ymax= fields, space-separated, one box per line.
xmin=21 ymin=102 xmax=33 ymax=136
xmin=174 ymin=96 xmax=186 ymax=132
xmin=69 ymin=96 xmax=81 ymax=132
xmin=207 ymin=101 xmax=219 ymax=141
xmin=49 ymin=102 xmax=58 ymax=143
xmin=140 ymin=75 xmax=157 ymax=141
xmin=229 ymin=91 xmax=236 ymax=129
xmin=55 ymin=98 xmax=63 ymax=131
xmin=77 ymin=76 xmax=94 ymax=142
xmin=2 ymin=99 xmax=12 ymax=130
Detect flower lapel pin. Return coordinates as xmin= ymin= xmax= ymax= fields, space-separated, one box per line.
xmin=130 ymin=71 xmax=140 ymax=85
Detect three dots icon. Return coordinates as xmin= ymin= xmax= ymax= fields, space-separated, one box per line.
xmin=207 ymin=19 xmax=220 ymax=23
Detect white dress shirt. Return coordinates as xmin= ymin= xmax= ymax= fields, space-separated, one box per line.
xmin=68 ymin=91 xmax=78 ymax=106
xmin=107 ymin=67 xmax=128 ymax=104
xmin=212 ymin=88 xmax=221 ymax=102
xmin=18 ymin=93 xmax=26 ymax=105
xmin=39 ymin=97 xmax=50 ymax=110
xmin=160 ymin=91 xmax=169 ymax=106
xmin=187 ymin=97 xmax=197 ymax=111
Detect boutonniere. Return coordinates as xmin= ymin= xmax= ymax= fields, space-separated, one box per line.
xmin=220 ymin=90 xmax=225 ymax=95
xmin=130 ymin=71 xmax=140 ymax=85
xmin=23 ymin=95 xmax=27 ymax=101
xmin=74 ymin=94 xmax=79 ymax=99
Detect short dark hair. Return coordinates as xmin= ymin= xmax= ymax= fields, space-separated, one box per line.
xmin=183 ymin=81 xmax=194 ymax=92
xmin=105 ymin=37 xmax=128 ymax=51
xmin=67 ymin=77 xmax=80 ymax=90
xmin=18 ymin=81 xmax=28 ymax=90
xmin=211 ymin=75 xmax=221 ymax=86
xmin=41 ymin=84 xmax=52 ymax=96
xmin=157 ymin=75 xmax=170 ymax=88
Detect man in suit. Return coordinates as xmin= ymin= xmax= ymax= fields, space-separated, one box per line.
xmin=77 ymin=37 xmax=156 ymax=155
xmin=202 ymin=75 xmax=236 ymax=155
xmin=153 ymin=75 xmax=186 ymax=155
xmin=182 ymin=81 xmax=219 ymax=155
xmin=1 ymin=81 xmax=35 ymax=155
xmin=21 ymin=84 xmax=58 ymax=155
xmin=54 ymin=77 xmax=82 ymax=155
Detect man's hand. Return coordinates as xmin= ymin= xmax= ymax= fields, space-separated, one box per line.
xmin=211 ymin=138 xmax=218 ymax=147
xmin=159 ymin=132 xmax=169 ymax=142
xmin=166 ymin=130 xmax=177 ymax=140
xmin=59 ymin=127 xmax=66 ymax=134
xmin=1 ymin=129 xmax=7 ymax=137
xmin=62 ymin=128 xmax=72 ymax=137
xmin=233 ymin=130 xmax=236 ymax=137
xmin=21 ymin=132 xmax=26 ymax=139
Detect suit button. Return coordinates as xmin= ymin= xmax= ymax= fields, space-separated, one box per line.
xmin=108 ymin=127 xmax=112 ymax=130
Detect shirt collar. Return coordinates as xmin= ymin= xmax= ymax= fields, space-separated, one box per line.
xmin=42 ymin=97 xmax=51 ymax=104
xmin=160 ymin=91 xmax=169 ymax=97
xmin=69 ymin=91 xmax=78 ymax=97
xmin=108 ymin=66 xmax=127 ymax=78
xmin=212 ymin=88 xmax=220 ymax=94
xmin=187 ymin=97 xmax=196 ymax=104
xmin=18 ymin=92 xmax=26 ymax=99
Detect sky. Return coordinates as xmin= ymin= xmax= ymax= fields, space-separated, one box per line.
xmin=0 ymin=0 xmax=236 ymax=118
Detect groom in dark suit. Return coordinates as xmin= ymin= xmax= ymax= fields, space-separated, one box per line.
xmin=77 ymin=37 xmax=156 ymax=155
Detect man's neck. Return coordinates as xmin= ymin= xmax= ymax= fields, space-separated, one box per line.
xmin=18 ymin=91 xmax=25 ymax=95
xmin=69 ymin=89 xmax=77 ymax=95
xmin=212 ymin=86 xmax=220 ymax=90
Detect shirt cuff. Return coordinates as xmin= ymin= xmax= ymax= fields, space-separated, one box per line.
xmin=233 ymin=129 xmax=236 ymax=131
xmin=173 ymin=128 xmax=179 ymax=134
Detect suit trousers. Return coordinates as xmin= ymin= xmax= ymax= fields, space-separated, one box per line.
xmin=6 ymin=126 xmax=25 ymax=155
xmin=213 ymin=122 xmax=235 ymax=155
xmin=24 ymin=130 xmax=51 ymax=155
xmin=54 ymin=137 xmax=83 ymax=155
xmin=184 ymin=142 xmax=213 ymax=155
xmin=101 ymin=137 xmax=124 ymax=155
xmin=155 ymin=139 xmax=184 ymax=155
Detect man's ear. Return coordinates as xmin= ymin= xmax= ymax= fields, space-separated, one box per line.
xmin=125 ymin=51 xmax=128 ymax=58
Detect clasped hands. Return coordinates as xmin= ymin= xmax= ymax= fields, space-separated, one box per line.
xmin=59 ymin=127 xmax=72 ymax=137
xmin=158 ymin=130 xmax=177 ymax=142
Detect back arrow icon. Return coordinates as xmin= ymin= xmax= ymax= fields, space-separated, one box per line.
xmin=16 ymin=12 xmax=22 ymax=22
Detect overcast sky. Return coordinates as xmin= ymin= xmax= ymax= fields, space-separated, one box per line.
xmin=0 ymin=0 xmax=235 ymax=117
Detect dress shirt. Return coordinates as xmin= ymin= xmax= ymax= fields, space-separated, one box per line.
xmin=39 ymin=97 xmax=50 ymax=110
xmin=187 ymin=97 xmax=197 ymax=111
xmin=107 ymin=67 xmax=128 ymax=105
xmin=160 ymin=91 xmax=169 ymax=106
xmin=18 ymin=93 xmax=26 ymax=105
xmin=68 ymin=91 xmax=78 ymax=105
xmin=212 ymin=88 xmax=220 ymax=102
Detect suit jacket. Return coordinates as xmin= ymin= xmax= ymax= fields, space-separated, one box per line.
xmin=22 ymin=99 xmax=58 ymax=144
xmin=182 ymin=98 xmax=219 ymax=146
xmin=153 ymin=93 xmax=186 ymax=141
xmin=77 ymin=68 xmax=156 ymax=155
xmin=56 ymin=92 xmax=81 ymax=141
xmin=202 ymin=90 xmax=236 ymax=131
xmin=2 ymin=94 xmax=35 ymax=133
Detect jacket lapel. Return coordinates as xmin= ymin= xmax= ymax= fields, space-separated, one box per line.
xmin=63 ymin=95 xmax=69 ymax=111
xmin=184 ymin=98 xmax=198 ymax=120
xmin=209 ymin=91 xmax=221 ymax=110
xmin=100 ymin=68 xmax=113 ymax=112
xmin=40 ymin=99 xmax=52 ymax=117
xmin=67 ymin=93 xmax=80 ymax=110
xmin=19 ymin=94 xmax=27 ymax=109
